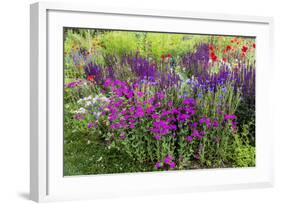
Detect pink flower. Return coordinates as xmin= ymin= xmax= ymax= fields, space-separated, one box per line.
xmin=155 ymin=162 xmax=162 ymax=169
xmin=169 ymin=162 xmax=176 ymax=169
xmin=213 ymin=121 xmax=219 ymax=127
xmin=168 ymin=101 xmax=173 ymax=107
xmin=151 ymin=113 xmax=160 ymax=119
xmin=186 ymin=136 xmax=193 ymax=142
xmin=164 ymin=155 xmax=173 ymax=164
xmin=224 ymin=114 xmax=237 ymax=121
xmin=137 ymin=91 xmax=144 ymax=97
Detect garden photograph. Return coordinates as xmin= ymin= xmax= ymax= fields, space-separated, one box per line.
xmin=63 ymin=28 xmax=256 ymax=176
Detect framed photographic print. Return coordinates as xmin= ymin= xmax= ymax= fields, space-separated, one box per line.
xmin=30 ymin=2 xmax=274 ymax=202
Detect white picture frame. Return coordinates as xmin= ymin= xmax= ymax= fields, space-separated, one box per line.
xmin=30 ymin=2 xmax=274 ymax=202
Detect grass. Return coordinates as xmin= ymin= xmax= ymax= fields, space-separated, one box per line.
xmin=64 ymin=130 xmax=153 ymax=176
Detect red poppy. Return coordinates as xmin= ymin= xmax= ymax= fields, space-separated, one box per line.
xmin=161 ymin=54 xmax=165 ymax=60
xmin=242 ymin=45 xmax=248 ymax=53
xmin=209 ymin=45 xmax=214 ymax=51
xmin=225 ymin=45 xmax=232 ymax=52
xmin=222 ymin=57 xmax=227 ymax=62
xmin=87 ymin=75 xmax=95 ymax=81
xmin=210 ymin=52 xmax=217 ymax=62
xmin=167 ymin=53 xmax=172 ymax=58
xmin=253 ymin=43 xmax=256 ymax=48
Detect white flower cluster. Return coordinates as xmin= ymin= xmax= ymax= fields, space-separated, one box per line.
xmin=73 ymin=94 xmax=109 ymax=118
xmin=73 ymin=107 xmax=87 ymax=114
xmin=77 ymin=94 xmax=109 ymax=106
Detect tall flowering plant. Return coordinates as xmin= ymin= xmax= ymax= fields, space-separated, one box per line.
xmin=99 ymin=78 xmax=240 ymax=169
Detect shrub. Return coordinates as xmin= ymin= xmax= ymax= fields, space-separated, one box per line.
xmin=232 ymin=124 xmax=255 ymax=167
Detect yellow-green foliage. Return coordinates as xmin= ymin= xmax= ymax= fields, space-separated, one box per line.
xmin=100 ymin=31 xmax=139 ymax=56
xmin=64 ymin=29 xmax=95 ymax=53
xmin=145 ymin=33 xmax=209 ymax=59
xmin=233 ymin=123 xmax=255 ymax=167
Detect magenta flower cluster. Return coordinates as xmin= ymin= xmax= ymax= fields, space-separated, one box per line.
xmin=104 ymin=78 xmax=238 ymax=141
xmin=101 ymin=78 xmax=238 ymax=169
xmin=155 ymin=155 xmax=176 ymax=170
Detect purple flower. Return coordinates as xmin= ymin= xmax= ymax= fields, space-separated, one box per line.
xmin=164 ymin=155 xmax=173 ymax=164
xmin=136 ymin=110 xmax=144 ymax=117
xmin=66 ymin=80 xmax=80 ymax=88
xmin=155 ymin=102 xmax=161 ymax=108
xmin=186 ymin=135 xmax=193 ymax=142
xmin=192 ymin=129 xmax=203 ymax=138
xmin=199 ymin=116 xmax=211 ymax=128
xmin=199 ymin=117 xmax=206 ymax=124
xmin=169 ymin=125 xmax=177 ymax=130
xmin=192 ymin=129 xmax=200 ymax=136
xmin=157 ymin=92 xmax=165 ymax=100
xmin=104 ymin=78 xmax=112 ymax=87
xmin=161 ymin=110 xmax=171 ymax=117
xmin=163 ymin=155 xmax=176 ymax=169
xmin=135 ymin=106 xmax=144 ymax=117
xmin=213 ymin=121 xmax=219 ymax=127
xmin=137 ymin=91 xmax=144 ymax=97
xmin=168 ymin=101 xmax=173 ymax=107
xmin=114 ymin=101 xmax=122 ymax=107
xmin=108 ymin=114 xmax=117 ymax=121
xmin=146 ymin=106 xmax=155 ymax=114
xmin=84 ymin=62 xmax=104 ymax=85
xmin=120 ymin=109 xmax=127 ymax=115
xmin=151 ymin=113 xmax=160 ymax=119
xmin=231 ymin=121 xmax=237 ymax=130
xmin=127 ymin=92 xmax=134 ymax=99
xmin=171 ymin=108 xmax=179 ymax=114
xmin=178 ymin=113 xmax=190 ymax=121
xmin=205 ymin=118 xmax=211 ymax=128
xmin=169 ymin=161 xmax=176 ymax=169
xmin=192 ymin=122 xmax=198 ymax=127
xmin=155 ymin=162 xmax=162 ymax=169
xmin=224 ymin=114 xmax=237 ymax=120
xmin=87 ymin=122 xmax=94 ymax=128
xmin=221 ymin=87 xmax=227 ymax=93
xmin=129 ymin=106 xmax=135 ymax=113
xmin=110 ymin=124 xmax=121 ymax=129
xmin=183 ymin=98 xmax=196 ymax=106
xmin=123 ymin=115 xmax=130 ymax=120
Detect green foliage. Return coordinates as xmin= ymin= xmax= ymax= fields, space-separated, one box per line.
xmin=64 ymin=127 xmax=152 ymax=175
xmin=100 ymin=31 xmax=139 ymax=57
xmin=232 ymin=123 xmax=255 ymax=167
xmin=145 ymin=33 xmax=209 ymax=60
xmin=64 ymin=29 xmax=94 ymax=53
xmin=235 ymin=99 xmax=255 ymax=145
